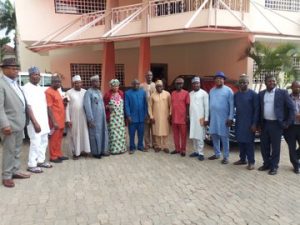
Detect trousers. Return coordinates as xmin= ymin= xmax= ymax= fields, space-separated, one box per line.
xmin=172 ymin=123 xmax=187 ymax=152
xmin=48 ymin=128 xmax=64 ymax=160
xmin=28 ymin=133 xmax=48 ymax=167
xmin=128 ymin=122 xmax=144 ymax=150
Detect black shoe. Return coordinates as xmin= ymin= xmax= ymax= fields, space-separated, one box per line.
xmin=208 ymin=155 xmax=220 ymax=160
xmin=129 ymin=150 xmax=134 ymax=154
xmin=50 ymin=158 xmax=62 ymax=163
xmin=59 ymin=156 xmax=69 ymax=160
xmin=268 ymin=168 xmax=277 ymax=175
xmin=233 ymin=160 xmax=247 ymax=165
xmin=258 ymin=165 xmax=269 ymax=171
xmin=137 ymin=148 xmax=144 ymax=152
xmin=181 ymin=152 xmax=186 ymax=157
xmin=93 ymin=154 xmax=102 ymax=159
xmin=221 ymin=158 xmax=229 ymax=164
xmin=189 ymin=152 xmax=199 ymax=157
xmin=293 ymin=168 xmax=299 ymax=174
xmin=171 ymin=150 xmax=179 ymax=155
xmin=198 ymin=155 xmax=205 ymax=161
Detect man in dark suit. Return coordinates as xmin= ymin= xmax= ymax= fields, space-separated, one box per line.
xmin=258 ymin=75 xmax=295 ymax=175
xmin=0 ymin=58 xmax=30 ymax=188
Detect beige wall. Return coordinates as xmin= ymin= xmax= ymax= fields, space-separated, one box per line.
xmin=30 ymin=36 xmax=249 ymax=89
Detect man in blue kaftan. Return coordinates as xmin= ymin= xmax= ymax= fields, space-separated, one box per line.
xmin=83 ymin=75 xmax=109 ymax=158
xmin=208 ymin=71 xmax=234 ymax=164
xmin=125 ymin=79 xmax=148 ymax=154
xmin=233 ymin=75 xmax=259 ymax=170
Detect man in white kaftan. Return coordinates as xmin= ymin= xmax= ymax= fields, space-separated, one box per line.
xmin=66 ymin=75 xmax=90 ymax=159
xmin=189 ymin=77 xmax=209 ymax=161
xmin=23 ymin=67 xmax=51 ymax=173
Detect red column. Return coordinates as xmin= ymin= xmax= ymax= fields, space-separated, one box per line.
xmin=101 ymin=41 xmax=115 ymax=93
xmin=138 ymin=37 xmax=151 ymax=82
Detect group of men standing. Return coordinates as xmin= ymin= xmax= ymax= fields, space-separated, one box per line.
xmin=0 ymin=57 xmax=299 ymax=188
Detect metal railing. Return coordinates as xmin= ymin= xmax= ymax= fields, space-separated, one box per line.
xmin=265 ymin=0 xmax=300 ymax=12
xmin=111 ymin=3 xmax=143 ymax=24
xmin=80 ymin=10 xmax=106 ymax=26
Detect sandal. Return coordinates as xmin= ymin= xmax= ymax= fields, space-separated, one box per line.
xmin=37 ymin=162 xmax=53 ymax=168
xmin=27 ymin=167 xmax=43 ymax=173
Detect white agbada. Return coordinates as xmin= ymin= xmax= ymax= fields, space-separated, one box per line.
xmin=189 ymin=89 xmax=209 ymax=140
xmin=23 ymin=82 xmax=50 ymax=167
xmin=66 ymin=88 xmax=91 ymax=156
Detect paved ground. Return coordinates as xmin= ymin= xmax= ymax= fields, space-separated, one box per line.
xmin=0 ymin=136 xmax=299 ymax=225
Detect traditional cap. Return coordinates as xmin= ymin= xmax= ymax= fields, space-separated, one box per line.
xmin=90 ymin=75 xmax=99 ymax=81
xmin=214 ymin=71 xmax=226 ymax=79
xmin=239 ymin=74 xmax=249 ymax=81
xmin=0 ymin=58 xmax=20 ymax=68
xmin=147 ymin=71 xmax=153 ymax=76
xmin=110 ymin=79 xmax=120 ymax=87
xmin=155 ymin=80 xmax=163 ymax=86
xmin=192 ymin=77 xmax=200 ymax=83
xmin=72 ymin=75 xmax=81 ymax=82
xmin=28 ymin=66 xmax=40 ymax=75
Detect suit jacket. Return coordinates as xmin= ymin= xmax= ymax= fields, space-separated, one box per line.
xmin=259 ymin=88 xmax=295 ymax=128
xmin=0 ymin=74 xmax=27 ymax=132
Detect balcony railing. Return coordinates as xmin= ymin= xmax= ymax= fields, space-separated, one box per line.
xmin=265 ymin=0 xmax=300 ymax=12
xmin=80 ymin=10 xmax=105 ymax=26
xmin=112 ymin=3 xmax=143 ymax=24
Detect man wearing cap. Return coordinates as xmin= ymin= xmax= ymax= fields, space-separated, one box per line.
xmin=45 ymin=76 xmax=69 ymax=163
xmin=140 ymin=71 xmax=156 ymax=150
xmin=125 ymin=79 xmax=148 ymax=154
xmin=23 ymin=66 xmax=52 ymax=173
xmin=208 ymin=71 xmax=234 ymax=164
xmin=83 ymin=75 xmax=109 ymax=158
xmin=189 ymin=77 xmax=209 ymax=161
xmin=258 ymin=75 xmax=294 ymax=175
xmin=233 ymin=75 xmax=259 ymax=170
xmin=66 ymin=75 xmax=91 ymax=160
xmin=170 ymin=77 xmax=190 ymax=157
xmin=148 ymin=80 xmax=171 ymax=153
xmin=0 ymin=58 xmax=30 ymax=188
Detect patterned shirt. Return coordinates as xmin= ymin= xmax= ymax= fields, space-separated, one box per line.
xmin=290 ymin=94 xmax=300 ymax=125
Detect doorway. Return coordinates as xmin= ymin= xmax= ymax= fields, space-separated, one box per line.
xmin=150 ymin=63 xmax=168 ymax=86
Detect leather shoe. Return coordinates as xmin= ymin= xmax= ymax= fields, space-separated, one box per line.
xmin=189 ymin=152 xmax=199 ymax=157
xmin=181 ymin=152 xmax=186 ymax=157
xmin=58 ymin=156 xmax=69 ymax=160
xmin=163 ymin=148 xmax=169 ymax=153
xmin=50 ymin=158 xmax=62 ymax=163
xmin=258 ymin=165 xmax=269 ymax=171
xmin=233 ymin=160 xmax=247 ymax=165
xmin=293 ymin=168 xmax=299 ymax=174
xmin=268 ymin=168 xmax=277 ymax=175
xmin=154 ymin=148 xmax=161 ymax=153
xmin=208 ymin=155 xmax=220 ymax=160
xmin=170 ymin=150 xmax=179 ymax=154
xmin=12 ymin=172 xmax=30 ymax=179
xmin=198 ymin=155 xmax=205 ymax=161
xmin=2 ymin=179 xmax=15 ymax=188
xmin=247 ymin=164 xmax=255 ymax=170
xmin=221 ymin=158 xmax=229 ymax=164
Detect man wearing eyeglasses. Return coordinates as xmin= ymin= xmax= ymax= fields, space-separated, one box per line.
xmin=0 ymin=58 xmax=30 ymax=188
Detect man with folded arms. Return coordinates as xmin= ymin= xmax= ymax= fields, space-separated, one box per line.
xmin=23 ymin=66 xmax=52 ymax=173
xmin=0 ymin=58 xmax=30 ymax=188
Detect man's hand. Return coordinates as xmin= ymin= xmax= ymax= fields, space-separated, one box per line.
xmin=250 ymin=125 xmax=256 ymax=133
xmin=226 ymin=119 xmax=233 ymax=127
xmin=33 ymin=122 xmax=41 ymax=133
xmin=53 ymin=122 xmax=59 ymax=130
xmin=168 ymin=115 xmax=172 ymax=124
xmin=204 ymin=121 xmax=209 ymax=127
xmin=199 ymin=118 xmax=205 ymax=126
xmin=1 ymin=126 xmax=12 ymax=136
xmin=150 ymin=118 xmax=155 ymax=124
xmin=127 ymin=117 xmax=132 ymax=125
xmin=88 ymin=121 xmax=95 ymax=128
xmin=66 ymin=122 xmax=72 ymax=128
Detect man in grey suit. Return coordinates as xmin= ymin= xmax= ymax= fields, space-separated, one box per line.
xmin=0 ymin=58 xmax=30 ymax=188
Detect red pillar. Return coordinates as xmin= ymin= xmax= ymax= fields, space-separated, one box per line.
xmin=101 ymin=41 xmax=115 ymax=93
xmin=138 ymin=37 xmax=151 ymax=82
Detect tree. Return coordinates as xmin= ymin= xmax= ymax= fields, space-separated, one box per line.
xmin=0 ymin=0 xmax=17 ymax=56
xmin=247 ymin=42 xmax=299 ymax=90
xmin=0 ymin=36 xmax=10 ymax=60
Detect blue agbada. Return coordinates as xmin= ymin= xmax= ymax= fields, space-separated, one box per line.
xmin=234 ymin=89 xmax=259 ymax=143
xmin=209 ymin=85 xmax=234 ymax=136
xmin=83 ymin=88 xmax=109 ymax=156
xmin=125 ymin=88 xmax=148 ymax=123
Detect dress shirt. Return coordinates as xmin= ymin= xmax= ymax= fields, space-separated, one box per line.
xmin=264 ymin=88 xmax=276 ymax=120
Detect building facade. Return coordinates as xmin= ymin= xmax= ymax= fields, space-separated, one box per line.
xmin=15 ymin=0 xmax=300 ymax=91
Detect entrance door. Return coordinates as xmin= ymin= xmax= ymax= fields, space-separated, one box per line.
xmin=150 ymin=63 xmax=168 ymax=86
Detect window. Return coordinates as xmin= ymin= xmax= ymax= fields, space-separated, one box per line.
xmin=252 ymin=63 xmax=279 ymax=84
xmin=70 ymin=63 xmax=125 ymax=88
xmin=265 ymin=0 xmax=300 ymax=12
xmin=55 ymin=0 xmax=106 ymax=14
xmin=70 ymin=63 xmax=102 ymax=88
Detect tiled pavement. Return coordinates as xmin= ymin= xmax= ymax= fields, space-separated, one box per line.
xmin=0 ymin=137 xmax=299 ymax=225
